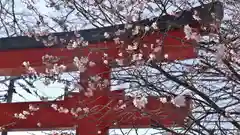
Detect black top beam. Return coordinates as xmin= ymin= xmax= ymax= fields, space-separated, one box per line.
xmin=0 ymin=1 xmax=223 ymax=51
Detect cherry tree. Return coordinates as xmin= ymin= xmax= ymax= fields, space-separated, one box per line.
xmin=0 ymin=0 xmax=239 ymax=135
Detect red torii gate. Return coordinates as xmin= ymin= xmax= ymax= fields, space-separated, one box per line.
xmin=0 ymin=2 xmax=223 ymax=135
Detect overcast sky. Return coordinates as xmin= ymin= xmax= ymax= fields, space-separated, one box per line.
xmin=0 ymin=0 xmax=207 ymax=134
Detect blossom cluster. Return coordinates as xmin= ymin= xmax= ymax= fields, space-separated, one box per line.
xmin=133 ymin=96 xmax=148 ymax=109
xmin=22 ymin=61 xmax=37 ymax=75
xmin=184 ymin=25 xmax=201 ymax=42
xmin=114 ymin=100 xmax=127 ymax=110
xmin=50 ymin=104 xmax=90 ymax=117
xmin=14 ymin=104 xmax=39 ymax=119
xmin=45 ymin=64 xmax=66 ymax=76
xmin=42 ymin=54 xmax=60 ymax=65
xmin=131 ymin=93 xmax=190 ymax=110
xmin=73 ymin=56 xmax=89 ymax=73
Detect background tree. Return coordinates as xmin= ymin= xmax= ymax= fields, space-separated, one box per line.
xmin=0 ymin=0 xmax=240 ymax=135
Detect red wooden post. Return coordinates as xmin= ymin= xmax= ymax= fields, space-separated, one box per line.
xmin=76 ymin=51 xmax=112 ymax=135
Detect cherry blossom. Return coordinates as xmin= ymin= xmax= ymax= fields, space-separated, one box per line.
xmin=184 ymin=25 xmax=201 ymax=41
xmin=192 ymin=10 xmax=201 ymax=21
xmin=37 ymin=122 xmax=41 ymax=127
xmin=103 ymin=59 xmax=108 ymax=64
xmin=73 ymin=56 xmax=89 ymax=72
xmin=159 ymin=97 xmax=167 ymax=103
xmin=172 ymin=90 xmax=192 ymax=107
xmin=83 ymin=107 xmax=90 ymax=113
xmin=29 ymin=104 xmax=40 ymax=111
xmin=151 ymin=22 xmax=158 ymax=30
xmin=184 ymin=25 xmax=193 ymax=40
xmin=51 ymin=104 xmax=58 ymax=110
xmin=88 ymin=61 xmax=96 ymax=67
xmin=14 ymin=113 xmax=27 ymax=119
xmin=22 ymin=61 xmax=37 ymax=75
xmin=164 ymin=54 xmax=169 ymax=59
xmin=104 ymin=32 xmax=110 ymax=38
xmin=133 ymin=96 xmax=148 ymax=109
xmin=84 ymin=88 xmax=94 ymax=97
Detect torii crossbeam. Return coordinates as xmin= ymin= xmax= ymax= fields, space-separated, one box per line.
xmin=0 ymin=1 xmax=223 ymax=135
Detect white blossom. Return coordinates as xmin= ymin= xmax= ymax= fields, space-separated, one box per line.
xmin=159 ymin=97 xmax=167 ymax=103
xmin=144 ymin=26 xmax=150 ymax=31
xmin=149 ymin=53 xmax=156 ymax=60
xmin=102 ymin=79 xmax=110 ymax=87
xmin=83 ymin=107 xmax=89 ymax=113
xmin=88 ymin=61 xmax=96 ymax=67
xmin=127 ymin=45 xmax=136 ymax=51
xmin=51 ymin=104 xmax=58 ymax=110
xmin=113 ymin=37 xmax=120 ymax=44
xmin=22 ymin=110 xmax=30 ymax=115
xmin=70 ymin=108 xmax=78 ymax=117
xmin=119 ymin=104 xmax=126 ymax=109
xmin=193 ymin=10 xmax=201 ymax=21
xmin=184 ymin=25 xmax=201 ymax=41
xmin=82 ymin=41 xmax=89 ymax=46
xmin=72 ymin=41 xmax=78 ymax=48
xmin=22 ymin=61 xmax=37 ymax=74
xmin=22 ymin=61 xmax=30 ymax=67
xmin=84 ymin=88 xmax=93 ymax=97
xmin=73 ymin=57 xmax=89 ymax=72
xmin=132 ymin=26 xmax=140 ymax=35
xmin=14 ymin=113 xmax=27 ymax=119
xmin=172 ymin=90 xmax=192 ymax=107
xmin=63 ymin=108 xmax=69 ymax=114
xmin=125 ymin=24 xmax=133 ymax=29
xmin=164 ymin=54 xmax=169 ymax=59
xmin=37 ymin=122 xmax=41 ymax=127
xmin=76 ymin=107 xmax=82 ymax=113
xmin=132 ymin=53 xmax=143 ymax=61
xmin=29 ymin=104 xmax=39 ymax=111
xmin=184 ymin=25 xmax=192 ymax=40
xmin=133 ymin=96 xmax=148 ymax=109
xmin=103 ymin=59 xmax=108 ymax=64
xmin=151 ymin=22 xmax=158 ymax=29
xmin=118 ymin=52 xmax=123 ymax=57
xmin=103 ymin=53 xmax=108 ymax=57
xmin=104 ymin=32 xmax=110 ymax=38
xmin=91 ymin=75 xmax=101 ymax=82
xmin=153 ymin=46 xmax=161 ymax=52
xmin=47 ymin=64 xmax=66 ymax=75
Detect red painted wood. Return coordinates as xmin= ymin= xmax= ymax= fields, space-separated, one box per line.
xmin=0 ymin=62 xmax=191 ymax=134
xmin=0 ymin=27 xmax=195 ymax=135
xmin=0 ymin=28 xmax=197 ymax=76
xmin=0 ymin=57 xmax=191 ymax=134
xmin=0 ymin=90 xmax=191 ymax=133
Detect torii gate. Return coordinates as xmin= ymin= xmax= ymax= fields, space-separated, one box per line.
xmin=0 ymin=2 xmax=223 ymax=135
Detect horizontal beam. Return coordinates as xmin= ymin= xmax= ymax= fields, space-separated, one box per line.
xmin=0 ymin=90 xmax=191 ymax=131
xmin=0 ymin=29 xmax=197 ymax=76
xmin=0 ymin=2 xmax=223 ymax=51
